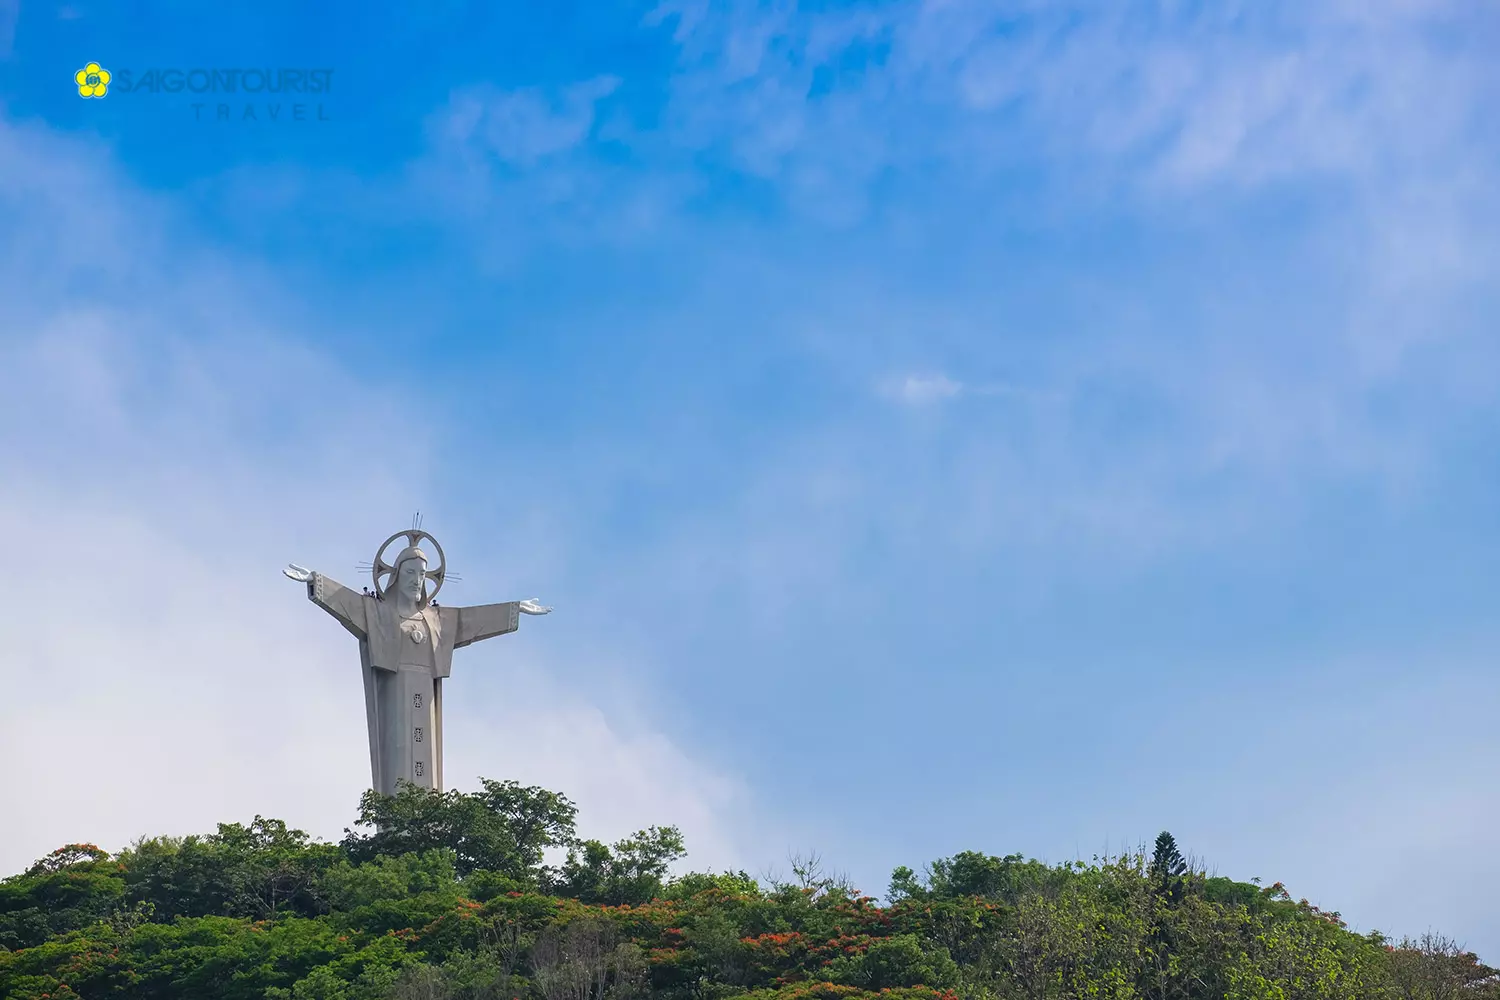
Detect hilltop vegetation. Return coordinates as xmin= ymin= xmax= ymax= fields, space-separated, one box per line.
xmin=1 ymin=779 xmax=1493 ymax=1000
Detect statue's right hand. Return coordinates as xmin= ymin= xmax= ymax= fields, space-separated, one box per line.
xmin=283 ymin=564 xmax=314 ymax=583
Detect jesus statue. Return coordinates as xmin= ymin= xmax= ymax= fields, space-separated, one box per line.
xmin=283 ymin=527 xmax=550 ymax=798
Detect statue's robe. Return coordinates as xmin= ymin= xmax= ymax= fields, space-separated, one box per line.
xmin=305 ymin=572 xmax=520 ymax=797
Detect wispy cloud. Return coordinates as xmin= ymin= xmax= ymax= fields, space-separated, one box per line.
xmin=650 ymin=1 xmax=1499 ymax=198
xmin=382 ymin=0 xmax=1499 ymax=507
xmin=882 ymin=372 xmax=964 ymax=404
xmin=879 ymin=373 xmax=1066 ymax=407
xmin=436 ymin=76 xmax=622 ymax=168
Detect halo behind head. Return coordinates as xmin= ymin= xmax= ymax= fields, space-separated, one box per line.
xmin=372 ymin=528 xmax=447 ymax=605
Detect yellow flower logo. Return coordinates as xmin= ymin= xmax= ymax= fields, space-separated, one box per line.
xmin=75 ymin=62 xmax=111 ymax=98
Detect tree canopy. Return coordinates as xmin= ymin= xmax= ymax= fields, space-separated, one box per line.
xmin=1 ymin=780 xmax=1493 ymax=1000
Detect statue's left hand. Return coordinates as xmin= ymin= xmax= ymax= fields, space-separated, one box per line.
xmin=283 ymin=564 xmax=314 ymax=583
xmin=519 ymin=598 xmax=552 ymax=615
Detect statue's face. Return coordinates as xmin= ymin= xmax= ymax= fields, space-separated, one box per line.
xmin=397 ymin=559 xmax=426 ymax=602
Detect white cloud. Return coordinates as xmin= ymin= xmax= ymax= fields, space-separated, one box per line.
xmin=0 ymin=116 xmax=755 ymax=877
xmin=648 ymin=1 xmax=1498 ymax=217
xmin=883 ymin=372 xmax=964 ymax=404
xmin=437 ymin=76 xmax=622 ymax=168
xmin=444 ymin=661 xmax=751 ymax=869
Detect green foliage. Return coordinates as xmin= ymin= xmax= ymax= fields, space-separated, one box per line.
xmin=322 ymin=851 xmax=461 ymax=912
xmin=1149 ymin=831 xmax=1190 ymax=906
xmin=824 ymin=934 xmax=959 ymax=990
xmin=557 ymin=827 xmax=688 ymax=906
xmin=888 ymin=852 xmax=1064 ymax=905
xmin=343 ymin=779 xmax=579 ymax=882
xmin=1202 ymin=877 xmax=1263 ymax=911
xmin=0 ymin=844 xmax=126 ymax=950
xmin=1149 ymin=833 xmax=1188 ymax=884
xmin=1 ymin=783 xmax=1494 ymax=1000
xmin=1379 ymin=932 xmax=1500 ymax=1000
xmin=660 ymin=871 xmax=761 ymax=903
xmin=114 ymin=817 xmax=345 ymax=924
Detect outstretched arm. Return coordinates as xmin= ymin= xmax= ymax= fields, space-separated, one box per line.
xmin=452 ymin=598 xmax=551 ymax=649
xmin=284 ymin=564 xmax=367 ymax=638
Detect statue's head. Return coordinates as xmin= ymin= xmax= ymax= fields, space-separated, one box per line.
xmin=393 ymin=545 xmax=428 ymax=605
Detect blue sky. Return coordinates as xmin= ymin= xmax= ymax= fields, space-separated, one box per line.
xmin=2 ymin=0 xmax=1499 ymax=961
